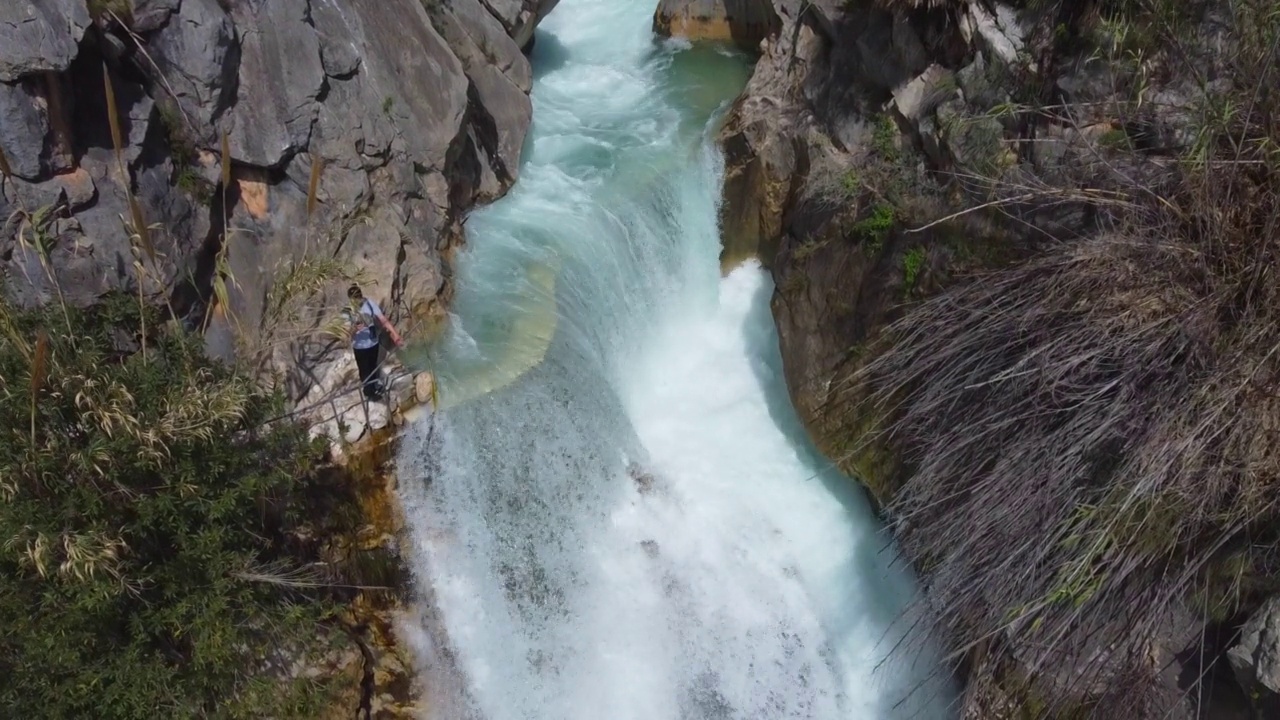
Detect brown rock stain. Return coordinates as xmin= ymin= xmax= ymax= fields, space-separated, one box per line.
xmin=662 ymin=17 xmax=738 ymax=43
xmin=236 ymin=168 xmax=270 ymax=219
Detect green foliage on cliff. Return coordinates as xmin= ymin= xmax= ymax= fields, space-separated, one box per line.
xmin=0 ymin=294 xmax=352 ymax=718
xmin=900 ymin=246 xmax=925 ymax=290
xmin=852 ymin=203 xmax=895 ymax=250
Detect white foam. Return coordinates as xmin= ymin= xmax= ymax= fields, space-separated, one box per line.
xmin=397 ymin=0 xmax=957 ymax=717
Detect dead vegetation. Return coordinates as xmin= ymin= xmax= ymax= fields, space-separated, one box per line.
xmin=844 ymin=0 xmax=1280 ymax=715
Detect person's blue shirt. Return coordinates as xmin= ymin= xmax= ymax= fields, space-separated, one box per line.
xmin=349 ymin=298 xmax=384 ymax=350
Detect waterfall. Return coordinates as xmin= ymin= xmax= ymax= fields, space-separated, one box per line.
xmin=397 ymin=1 xmax=957 ymax=717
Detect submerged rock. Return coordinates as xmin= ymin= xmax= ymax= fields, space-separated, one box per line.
xmin=640 ymin=539 xmax=660 ymax=558
xmin=628 ymin=461 xmax=657 ymax=494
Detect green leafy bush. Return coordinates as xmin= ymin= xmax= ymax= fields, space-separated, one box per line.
xmin=852 ymin=203 xmax=896 ymax=252
xmin=0 ymin=294 xmax=348 ymax=719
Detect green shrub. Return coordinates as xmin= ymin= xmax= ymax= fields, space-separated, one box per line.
xmin=901 ymin=246 xmax=926 ymax=290
xmin=0 ymin=294 xmax=348 ymax=719
xmin=852 ymin=203 xmax=895 ymax=252
xmin=872 ymin=115 xmax=901 ymax=162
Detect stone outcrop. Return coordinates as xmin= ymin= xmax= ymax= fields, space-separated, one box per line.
xmin=0 ymin=0 xmax=92 ymax=81
xmin=652 ymin=0 xmax=779 ymax=51
xmin=0 ymin=0 xmax=556 ymax=436
xmin=1229 ymin=597 xmax=1280 ymax=716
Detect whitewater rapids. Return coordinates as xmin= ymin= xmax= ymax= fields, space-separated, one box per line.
xmin=396 ymin=0 xmax=957 ymax=717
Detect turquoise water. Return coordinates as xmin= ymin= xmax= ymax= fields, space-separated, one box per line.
xmin=397 ymin=1 xmax=956 ymax=718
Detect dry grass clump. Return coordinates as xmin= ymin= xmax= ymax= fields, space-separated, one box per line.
xmin=855 ymin=0 xmax=1280 ymax=713
xmin=874 ymin=0 xmax=964 ymax=9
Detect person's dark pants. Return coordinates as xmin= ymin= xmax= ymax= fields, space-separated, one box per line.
xmin=353 ymin=345 xmax=382 ymax=398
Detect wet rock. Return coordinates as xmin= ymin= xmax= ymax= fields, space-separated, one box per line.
xmin=414 ymin=372 xmax=437 ymax=405
xmin=0 ymin=0 xmax=91 ymax=82
xmin=652 ymin=0 xmax=780 ymax=51
xmin=628 ymin=462 xmax=656 ymax=494
xmin=716 ymin=21 xmax=820 ymax=268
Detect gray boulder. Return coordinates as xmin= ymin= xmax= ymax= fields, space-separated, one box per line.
xmin=433 ymin=0 xmax=534 ymax=186
xmin=0 ymin=0 xmax=91 ymax=82
xmin=512 ymin=0 xmax=562 ymax=50
xmin=148 ymin=0 xmax=239 ymax=137
xmin=345 ymin=0 xmax=469 ymax=171
xmin=130 ymin=0 xmax=181 ymax=34
xmin=1229 ymin=596 xmax=1280 ymax=711
xmin=0 ymin=78 xmax=51 ymax=180
xmin=307 ymin=0 xmax=469 ymax=175
xmin=479 ymin=0 xmax=523 ymax=30
xmin=220 ymin=0 xmax=325 ymax=168
xmin=652 ymin=0 xmax=779 ymax=51
xmin=312 ymin=0 xmax=362 ymax=78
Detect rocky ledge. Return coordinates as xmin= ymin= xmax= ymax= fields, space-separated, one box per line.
xmin=1 ymin=0 xmax=556 ymax=441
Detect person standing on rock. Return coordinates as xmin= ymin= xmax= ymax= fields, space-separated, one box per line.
xmin=345 ymin=284 xmax=403 ymax=401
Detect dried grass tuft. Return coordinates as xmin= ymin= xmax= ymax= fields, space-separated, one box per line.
xmin=306 ymin=157 xmax=324 ymax=220
xmin=846 ymin=0 xmax=1280 ymax=713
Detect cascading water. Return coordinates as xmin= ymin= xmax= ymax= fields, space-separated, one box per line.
xmin=397 ymin=0 xmax=957 ymax=717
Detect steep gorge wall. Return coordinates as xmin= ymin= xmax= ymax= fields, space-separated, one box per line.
xmin=1 ymin=0 xmax=557 ymax=715
xmin=1 ymin=0 xmax=556 ymax=434
xmin=658 ymin=0 xmax=1280 ymax=717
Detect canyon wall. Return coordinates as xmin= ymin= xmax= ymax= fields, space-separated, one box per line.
xmin=1 ymin=0 xmax=556 ymax=439
xmin=1 ymin=0 xmax=558 ymax=714
xmin=657 ymin=0 xmax=1280 ymax=717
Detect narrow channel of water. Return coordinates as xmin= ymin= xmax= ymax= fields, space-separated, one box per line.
xmin=397 ymin=1 xmax=956 ymax=717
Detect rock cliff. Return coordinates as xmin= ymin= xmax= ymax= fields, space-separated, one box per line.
xmin=659 ymin=0 xmax=1280 ymax=717
xmin=1 ymin=0 xmax=556 ymax=714
xmin=1 ymin=0 xmax=556 ymax=440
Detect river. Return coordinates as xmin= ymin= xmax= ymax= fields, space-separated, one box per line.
xmin=396 ymin=0 xmax=956 ymax=717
